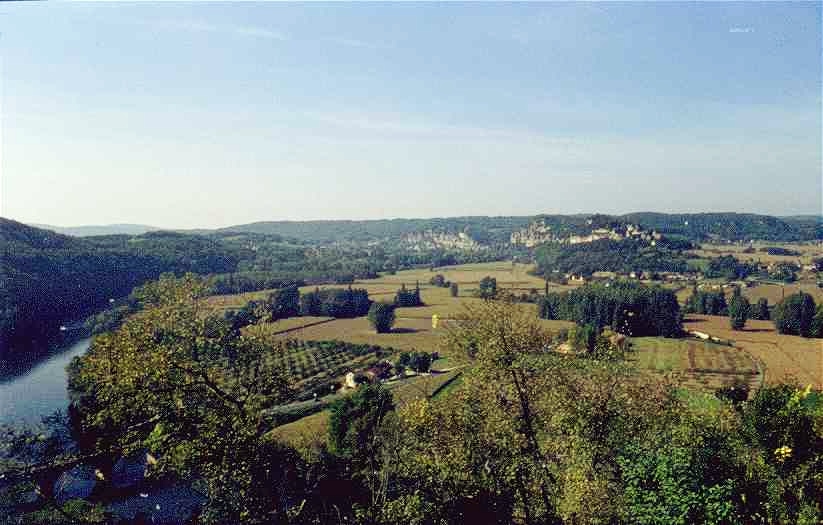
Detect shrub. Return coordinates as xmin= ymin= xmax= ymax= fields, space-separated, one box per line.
xmin=368 ymin=303 xmax=396 ymax=334
xmin=475 ymin=276 xmax=497 ymax=300
xmin=728 ymin=287 xmax=750 ymax=330
xmin=773 ymin=292 xmax=817 ymax=337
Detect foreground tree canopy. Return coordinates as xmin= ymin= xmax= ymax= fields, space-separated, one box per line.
xmin=3 ymin=276 xmax=822 ymax=524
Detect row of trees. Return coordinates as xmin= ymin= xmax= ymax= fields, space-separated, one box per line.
xmin=394 ymin=283 xmax=423 ymax=307
xmin=539 ymin=281 xmax=682 ymax=337
xmin=773 ymin=292 xmax=823 ymax=338
xmin=683 ymin=285 xmax=823 ymax=337
xmin=298 ymin=287 xmax=372 ymax=318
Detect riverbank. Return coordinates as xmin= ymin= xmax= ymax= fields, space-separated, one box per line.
xmin=0 ymin=337 xmax=92 ymax=425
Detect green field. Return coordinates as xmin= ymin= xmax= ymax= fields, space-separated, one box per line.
xmin=629 ymin=336 xmax=761 ymax=392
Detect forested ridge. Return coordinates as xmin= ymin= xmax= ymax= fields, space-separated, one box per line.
xmin=220 ymin=212 xmax=822 ymax=243
xmin=0 ymin=219 xmax=244 ymax=354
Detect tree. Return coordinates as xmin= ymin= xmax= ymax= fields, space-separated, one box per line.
xmin=68 ymin=277 xmax=297 ymax=524
xmin=812 ymin=303 xmax=823 ymax=338
xmin=754 ymin=298 xmax=770 ymax=320
xmin=773 ymin=292 xmax=817 ymax=337
xmin=450 ymin=282 xmax=459 ymax=297
xmin=569 ymin=324 xmax=599 ymax=354
xmin=328 ymin=384 xmax=394 ymax=464
xmin=429 ymin=274 xmax=447 ymax=287
xmin=266 ymin=285 xmax=300 ymax=320
xmin=395 ymin=283 xmax=423 ymax=307
xmin=728 ymin=287 xmax=750 ymax=330
xmin=476 ymin=276 xmax=497 ymax=300
xmin=368 ymin=303 xmax=396 ymax=334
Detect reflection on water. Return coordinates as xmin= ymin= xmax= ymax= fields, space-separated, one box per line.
xmin=0 ymin=338 xmax=92 ymax=425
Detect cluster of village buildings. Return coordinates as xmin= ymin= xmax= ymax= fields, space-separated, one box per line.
xmin=509 ymin=220 xmax=663 ymax=247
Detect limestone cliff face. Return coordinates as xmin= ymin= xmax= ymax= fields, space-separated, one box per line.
xmin=402 ymin=230 xmax=483 ymax=252
xmin=510 ymin=220 xmax=661 ymax=247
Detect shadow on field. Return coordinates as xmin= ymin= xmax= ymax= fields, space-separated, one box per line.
xmin=391 ymin=327 xmax=421 ymax=334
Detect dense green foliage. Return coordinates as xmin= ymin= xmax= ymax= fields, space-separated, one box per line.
xmin=683 ymin=286 xmax=729 ymax=315
xmin=703 ymin=255 xmax=757 ymax=280
xmin=773 ymin=292 xmax=820 ymax=338
xmin=539 ymin=281 xmax=682 ymax=337
xmin=396 ymin=351 xmax=432 ymax=374
xmin=298 ymin=287 xmax=372 ymax=318
xmin=475 ymin=276 xmax=498 ymax=300
xmin=0 ymin=219 xmax=243 ymax=355
xmin=753 ymin=297 xmax=771 ymax=320
xmin=367 ymin=303 xmax=396 ymax=334
xmin=394 ymin=283 xmax=423 ymax=307
xmin=621 ymin=212 xmax=821 ymax=241
xmin=535 ymin=239 xmax=690 ymax=278
xmin=769 ymin=262 xmax=799 ymax=283
xmin=728 ymin=287 xmax=750 ymax=330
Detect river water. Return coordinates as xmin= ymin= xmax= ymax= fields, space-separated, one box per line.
xmin=0 ymin=337 xmax=92 ymax=425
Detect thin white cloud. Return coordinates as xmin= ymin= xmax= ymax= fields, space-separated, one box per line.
xmin=325 ymin=36 xmax=381 ymax=49
xmin=144 ymin=18 xmax=288 ymax=41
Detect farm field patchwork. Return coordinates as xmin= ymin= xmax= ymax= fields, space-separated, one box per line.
xmin=267 ymin=370 xmax=462 ymax=448
xmin=629 ymin=336 xmax=761 ymax=393
xmin=683 ymin=315 xmax=823 ymax=389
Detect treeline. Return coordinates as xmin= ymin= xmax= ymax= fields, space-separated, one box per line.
xmin=298 ymin=287 xmax=372 ymax=318
xmin=539 ymin=281 xmax=682 ymax=337
xmin=218 ymin=216 xmax=533 ymax=244
xmin=703 ymin=255 xmax=758 ymax=279
xmin=534 ymin=239 xmax=690 ymax=278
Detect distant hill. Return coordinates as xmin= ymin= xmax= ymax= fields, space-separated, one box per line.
xmin=0 ymin=219 xmax=244 ymax=355
xmin=618 ymin=212 xmax=821 ymax=242
xmin=217 ymin=217 xmax=533 ymax=244
xmin=31 ymin=223 xmax=160 ymax=237
xmin=219 ymin=213 xmax=821 ymax=244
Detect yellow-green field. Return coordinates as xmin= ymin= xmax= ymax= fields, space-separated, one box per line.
xmin=684 ymin=315 xmax=823 ymax=389
xmin=274 ymin=316 xmax=449 ymax=356
xmin=742 ymin=281 xmax=823 ymax=304
xmin=629 ymin=336 xmax=761 ymax=392
xmin=690 ymin=242 xmax=822 ymax=265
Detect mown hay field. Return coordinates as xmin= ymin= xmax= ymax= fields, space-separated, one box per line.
xmin=690 ymin=242 xmax=822 ymax=265
xmin=629 ymin=336 xmax=761 ymax=393
xmin=683 ymin=315 xmax=823 ymax=389
xmin=274 ymin=316 xmax=448 ymax=356
xmin=742 ymin=281 xmax=823 ymax=304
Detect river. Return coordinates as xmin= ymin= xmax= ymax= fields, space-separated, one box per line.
xmin=0 ymin=337 xmax=92 ymax=425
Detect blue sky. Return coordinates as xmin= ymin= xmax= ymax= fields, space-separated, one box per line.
xmin=1 ymin=2 xmax=820 ymax=228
